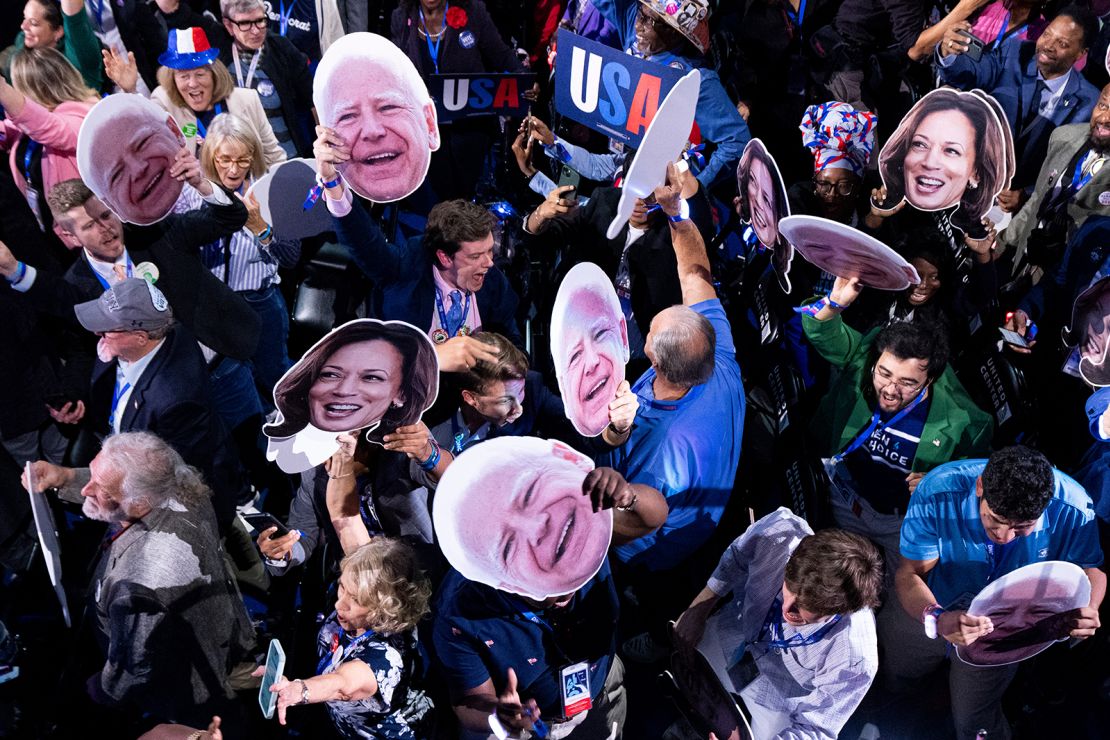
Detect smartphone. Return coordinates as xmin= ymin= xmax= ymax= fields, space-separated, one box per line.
xmin=998 ymin=327 xmax=1029 ymax=348
xmin=258 ymin=639 xmax=286 ymax=720
xmin=242 ymin=512 xmax=291 ymax=539
xmin=559 ymin=186 xmax=578 ymax=206
xmin=956 ymin=29 xmax=985 ymax=62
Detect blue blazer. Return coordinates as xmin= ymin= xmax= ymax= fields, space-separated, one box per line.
xmin=335 ymin=199 xmax=522 ymax=347
xmin=939 ymin=40 xmax=1099 ymax=188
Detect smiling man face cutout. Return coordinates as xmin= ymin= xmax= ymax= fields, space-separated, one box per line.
xmin=77 ymin=94 xmax=186 ymax=226
xmin=313 ymin=32 xmax=441 ymax=203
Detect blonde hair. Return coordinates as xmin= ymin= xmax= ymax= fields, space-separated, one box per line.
xmin=199 ymin=113 xmax=267 ymax=182
xmin=339 ymin=538 xmax=431 ymax=635
xmin=11 ymin=46 xmax=98 ymax=110
xmin=156 ymin=62 xmax=236 ymax=111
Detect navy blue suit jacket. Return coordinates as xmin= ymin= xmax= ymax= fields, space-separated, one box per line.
xmin=939 ymin=40 xmax=1099 ymax=188
xmin=335 ymin=199 xmax=522 ymax=346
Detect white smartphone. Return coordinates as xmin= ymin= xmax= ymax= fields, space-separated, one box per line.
xmin=258 ymin=638 xmax=286 ymax=720
xmin=998 ymin=327 xmax=1029 ymax=348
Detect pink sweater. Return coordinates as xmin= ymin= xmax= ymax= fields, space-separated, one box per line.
xmin=2 ymin=97 xmax=94 ymax=209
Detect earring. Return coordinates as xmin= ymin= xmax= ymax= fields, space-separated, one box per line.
xmin=969 ymin=180 xmax=979 ymax=190
xmin=391 ymin=400 xmax=403 ymax=409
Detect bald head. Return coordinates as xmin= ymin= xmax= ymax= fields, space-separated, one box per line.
xmin=646 ymin=305 xmax=715 ymax=387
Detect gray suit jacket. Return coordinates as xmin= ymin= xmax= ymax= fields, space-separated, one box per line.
xmin=1000 ymin=123 xmax=1110 ymax=267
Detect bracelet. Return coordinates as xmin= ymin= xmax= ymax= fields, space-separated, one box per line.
xmin=185 ymin=732 xmax=203 ymax=740
xmin=616 ymin=490 xmax=638 ymax=512
xmin=419 ymin=440 xmax=441 ymax=471
xmin=605 ymin=422 xmax=629 ymax=438
xmin=922 ymin=603 xmax=944 ymax=640
xmin=296 ymin=678 xmax=310 ymax=705
xmin=318 ymin=174 xmax=342 ymax=190
xmin=825 ymin=294 xmax=847 ymax=311
xmin=254 ymin=224 xmax=273 ymax=241
xmin=6 ymin=261 xmax=26 ymax=284
xmin=327 ymin=470 xmax=353 ymax=480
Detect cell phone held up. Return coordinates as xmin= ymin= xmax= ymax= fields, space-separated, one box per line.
xmin=956 ymin=29 xmax=985 ymax=62
xmin=242 ymin=512 xmax=291 ymax=540
xmin=559 ymin=186 xmax=578 ymax=207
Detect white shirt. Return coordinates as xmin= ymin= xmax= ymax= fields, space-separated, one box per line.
xmin=111 ymin=339 xmax=165 ymax=434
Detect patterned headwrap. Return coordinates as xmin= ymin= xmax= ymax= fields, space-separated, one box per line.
xmin=800 ymin=102 xmax=877 ymax=177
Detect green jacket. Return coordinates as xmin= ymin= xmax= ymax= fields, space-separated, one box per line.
xmin=3 ymin=5 xmax=103 ymax=91
xmin=802 ymin=312 xmax=993 ymax=472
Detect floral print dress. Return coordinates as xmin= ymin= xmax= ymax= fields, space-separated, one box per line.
xmin=316 ymin=613 xmax=434 ymax=739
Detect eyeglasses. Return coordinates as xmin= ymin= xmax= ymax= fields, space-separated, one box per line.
xmin=871 ymin=366 xmax=926 ymax=395
xmin=215 ymin=155 xmax=253 ymax=169
xmin=635 ymin=7 xmax=668 ymax=32
xmin=226 ymin=16 xmax=268 ymax=32
xmin=813 ymin=178 xmax=855 ymax=197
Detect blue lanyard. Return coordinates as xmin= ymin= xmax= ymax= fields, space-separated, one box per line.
xmin=785 ymin=0 xmax=806 ymax=28
xmin=22 ymin=139 xmax=40 ymax=184
xmin=760 ymin=599 xmax=842 ymax=650
xmin=91 ymin=255 xmax=133 ymax=290
xmin=833 ymin=388 xmax=928 ymax=463
xmin=278 ymin=0 xmax=293 ymax=36
xmin=316 ymin=624 xmax=374 ymax=675
xmin=419 ymin=2 xmax=448 ymax=75
xmin=1069 ymin=151 xmax=1103 ymax=194
xmin=92 ymin=0 xmax=105 ymax=31
xmin=434 ymin=286 xmax=471 ymax=338
xmin=194 ymin=102 xmax=225 ymax=139
xmin=109 ymin=375 xmax=131 ymax=429
xmin=450 ymin=413 xmax=467 ymax=454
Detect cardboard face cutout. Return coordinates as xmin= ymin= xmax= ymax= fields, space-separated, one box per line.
xmin=77 ymin=93 xmax=187 ymax=226
xmin=956 ymin=561 xmax=1092 ymax=667
xmin=248 ymin=158 xmax=333 ymax=240
xmin=877 ymin=88 xmax=1014 ymax=229
xmin=264 ymin=319 xmax=440 ymax=473
xmin=606 ymin=68 xmax=701 ymax=240
xmin=313 ymin=32 xmax=441 ymax=203
xmin=550 ymin=263 xmax=630 ymax=437
xmin=1063 ymin=275 xmax=1110 ymax=387
xmin=737 ymin=138 xmax=794 ymax=293
xmin=778 ymin=215 xmax=920 ymax=291
xmin=24 ymin=463 xmax=71 ymax=627
xmin=669 ymin=644 xmax=754 ymax=740
xmin=433 ymin=437 xmax=612 ymax=600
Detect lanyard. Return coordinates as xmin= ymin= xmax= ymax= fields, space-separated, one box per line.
xmin=91 ymin=255 xmax=133 ymax=290
xmin=759 ymin=599 xmax=842 ymax=650
xmin=1069 ymin=151 xmax=1104 ymax=194
xmin=278 ymin=0 xmax=293 ymax=36
xmin=317 ymin=625 xmax=374 ymax=675
xmin=434 ymin=286 xmax=471 ymax=337
xmin=110 ymin=375 xmax=131 ymax=430
xmin=983 ymin=540 xmax=1015 ymax=584
xmin=22 ymin=139 xmax=40 ymax=184
xmin=194 ymin=102 xmax=225 ymax=139
xmin=833 ymin=388 xmax=928 ymax=463
xmin=785 ymin=0 xmax=806 ymax=29
xmin=92 ymin=0 xmax=105 ymax=31
xmin=419 ymin=2 xmax=448 ymax=75
xmin=232 ymin=45 xmax=262 ymax=89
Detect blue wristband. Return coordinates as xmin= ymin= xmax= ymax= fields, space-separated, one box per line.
xmin=419 ymin=441 xmax=441 ymax=471
xmin=7 ymin=261 xmax=27 ymax=284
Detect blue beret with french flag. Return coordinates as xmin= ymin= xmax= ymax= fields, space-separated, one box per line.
xmin=158 ymin=27 xmax=220 ymax=70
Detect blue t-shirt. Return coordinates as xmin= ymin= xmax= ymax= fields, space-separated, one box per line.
xmin=604 ymin=299 xmax=745 ymax=571
xmin=265 ymin=0 xmax=320 ymax=62
xmin=843 ymin=394 xmax=930 ymax=514
xmin=431 ymin=561 xmax=618 ymax=720
xmin=900 ymin=459 xmax=1103 ymax=608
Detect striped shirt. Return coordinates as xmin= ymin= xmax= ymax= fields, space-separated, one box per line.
xmin=173 ymin=184 xmax=300 ymax=292
xmin=701 ymin=509 xmax=878 ymax=740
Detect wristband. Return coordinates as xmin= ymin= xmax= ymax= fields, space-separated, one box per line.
xmin=923 ymin=603 xmax=944 ymax=640
xmin=6 ymin=261 xmax=27 ymax=284
xmin=419 ymin=440 xmax=441 ymax=471
xmin=317 ymin=173 xmax=342 ymax=190
xmin=667 ymin=198 xmax=691 ymax=223
xmin=616 ymin=490 xmax=638 ymax=512
xmin=254 ymin=225 xmax=273 ymax=241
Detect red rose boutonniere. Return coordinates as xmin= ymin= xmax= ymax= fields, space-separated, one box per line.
xmin=446 ymin=6 xmax=468 ymax=29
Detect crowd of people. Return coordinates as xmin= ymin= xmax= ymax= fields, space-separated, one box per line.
xmin=0 ymin=0 xmax=1108 ymax=739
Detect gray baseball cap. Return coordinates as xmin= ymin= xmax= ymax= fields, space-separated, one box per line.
xmin=75 ymin=278 xmax=174 ymax=333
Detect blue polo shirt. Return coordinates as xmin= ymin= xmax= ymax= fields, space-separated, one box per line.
xmin=431 ymin=561 xmax=619 ymax=720
xmin=900 ymin=459 xmax=1103 ymax=608
xmin=604 ymin=298 xmax=745 ymax=571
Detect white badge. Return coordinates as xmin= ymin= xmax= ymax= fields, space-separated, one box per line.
xmin=133 ymin=261 xmax=160 ymax=283
xmin=560 ymin=661 xmax=592 ymax=718
xmin=1099 ymin=191 xmax=1110 ymax=206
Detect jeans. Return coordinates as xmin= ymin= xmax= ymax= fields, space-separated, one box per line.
xmin=209 ymin=356 xmax=263 ymax=434
xmin=239 ymin=285 xmax=291 ymax=408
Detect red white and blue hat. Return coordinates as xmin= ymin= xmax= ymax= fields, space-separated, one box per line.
xmin=158 ymin=27 xmax=220 ymax=70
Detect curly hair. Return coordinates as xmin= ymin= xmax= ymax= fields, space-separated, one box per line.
xmin=869 ymin=319 xmax=950 ymax=384
xmin=339 ymin=538 xmax=432 ymax=635
xmin=981 ymin=445 xmax=1055 ymax=522
xmin=264 ymin=320 xmax=439 ymax=442
xmin=784 ymin=529 xmax=883 ymax=615
xmin=100 ymin=431 xmax=212 ymax=513
xmin=878 ymin=88 xmax=1014 ymax=234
